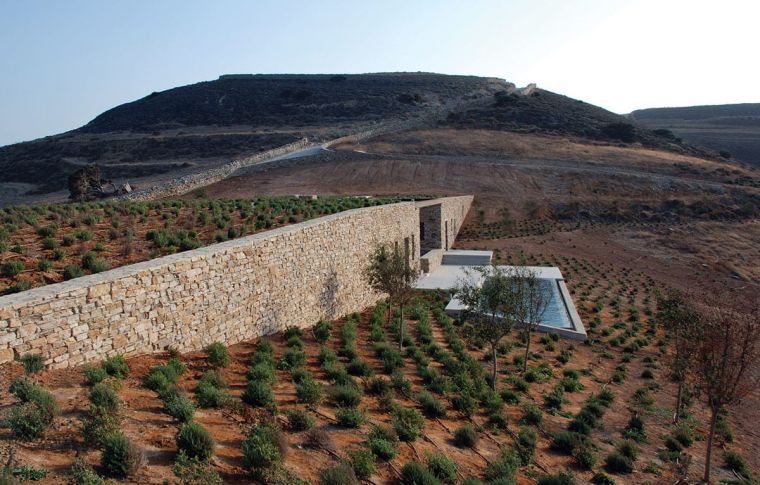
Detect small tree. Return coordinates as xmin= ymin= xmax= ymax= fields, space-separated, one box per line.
xmin=522 ymin=269 xmax=549 ymax=374
xmin=657 ymin=289 xmax=700 ymax=423
xmin=457 ymin=266 xmax=526 ymax=389
xmin=693 ymin=298 xmax=759 ymax=483
xmin=365 ymin=243 xmax=418 ymax=349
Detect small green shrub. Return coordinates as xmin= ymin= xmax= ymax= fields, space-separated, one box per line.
xmin=604 ymin=452 xmax=633 ymax=474
xmin=426 ymin=452 xmax=457 ymax=483
xmin=242 ymin=424 xmax=285 ymax=470
xmin=20 ymin=353 xmax=44 ymax=374
xmin=521 ymin=403 xmax=543 ymax=425
xmin=336 ymin=407 xmax=367 ymax=428
xmin=537 ymin=472 xmax=575 ymax=485
xmin=172 ymin=451 xmax=223 ymax=485
xmin=242 ymin=380 xmax=274 ymax=408
xmin=484 ymin=449 xmax=520 ymax=483
xmin=591 ymin=472 xmax=615 ymax=484
xmin=63 ymin=264 xmax=84 ymax=280
xmin=319 ymin=462 xmax=359 ymax=485
xmin=515 ymin=427 xmax=537 ymax=465
xmin=81 ymin=411 xmax=119 ymax=447
xmin=418 ymin=391 xmax=446 ymax=418
xmin=70 ymin=458 xmax=104 ymax=485
xmin=453 ymin=424 xmax=478 ymax=448
xmin=391 ymin=406 xmax=424 ymax=442
xmin=286 ymin=409 xmax=316 ymax=431
xmin=164 ymin=393 xmax=196 ymax=423
xmin=2 ymin=260 xmax=24 ymax=277
xmin=723 ymin=451 xmax=752 ymax=480
xmin=101 ymin=432 xmax=144 ymax=478
xmin=400 ymin=462 xmax=440 ymax=485
xmin=84 ymin=366 xmax=108 ymax=386
xmin=102 ymin=355 xmax=130 ymax=379
xmin=89 ymin=383 xmax=121 ymax=415
xmin=551 ymin=431 xmax=584 ymax=455
xmin=205 ymin=342 xmax=230 ymax=368
xmin=330 ymin=384 xmax=363 ymax=407
xmin=573 ymin=443 xmax=597 ymax=470
xmin=176 ymin=422 xmax=215 ymax=461
xmin=296 ymin=377 xmax=324 ymax=406
xmin=366 ymin=425 xmax=399 ymax=461
xmin=279 ymin=348 xmax=306 ymax=370
xmin=313 ymin=320 xmax=332 ymax=343
xmin=347 ymin=449 xmax=376 ymax=480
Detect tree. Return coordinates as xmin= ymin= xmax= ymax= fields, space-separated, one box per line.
xmin=693 ymin=298 xmax=759 ymax=483
xmin=365 ymin=243 xmax=418 ymax=349
xmin=657 ymin=289 xmax=700 ymax=423
xmin=457 ymin=266 xmax=526 ymax=389
xmin=521 ymin=269 xmax=550 ymax=374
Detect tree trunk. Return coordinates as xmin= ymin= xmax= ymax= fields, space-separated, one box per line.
xmin=399 ymin=303 xmax=404 ymax=350
xmin=387 ymin=301 xmax=392 ymax=326
xmin=674 ymin=380 xmax=684 ymax=424
xmin=523 ymin=329 xmax=531 ymax=374
xmin=491 ymin=343 xmax=497 ymax=390
xmin=704 ymin=406 xmax=719 ymax=483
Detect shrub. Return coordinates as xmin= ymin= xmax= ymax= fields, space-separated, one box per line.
xmin=313 ymin=320 xmax=332 ymax=343
xmin=286 ymin=409 xmax=316 ymax=431
xmin=242 ymin=424 xmax=284 ymax=470
xmin=616 ymin=440 xmax=639 ymax=460
xmin=198 ymin=369 xmax=226 ymax=389
xmin=723 ymin=451 xmax=752 ymax=480
xmin=515 ymin=427 xmax=537 ymax=465
xmin=426 ymin=452 xmax=457 ymax=483
xmin=500 ymin=388 xmax=520 ymax=405
xmin=205 ymin=342 xmax=230 ymax=368
xmin=165 ymin=393 xmax=196 ymax=423
xmin=9 ymin=376 xmax=36 ymax=401
xmin=453 ymin=424 xmax=479 ymax=448
xmin=2 ymin=260 xmax=24 ymax=277
xmin=294 ymin=377 xmax=323 ymax=406
xmin=20 ymin=353 xmax=44 ymax=374
xmin=330 ymin=384 xmax=363 ymax=407
xmin=400 ymin=462 xmax=440 ymax=485
xmin=279 ymin=348 xmax=306 ymax=370
xmin=347 ymin=449 xmax=376 ymax=480
xmin=336 ymin=407 xmax=367 ymax=428
xmin=671 ymin=424 xmax=694 ymax=448
xmin=70 ymin=458 xmax=104 ymax=485
xmin=573 ymin=443 xmax=597 ymax=470
xmin=367 ymin=425 xmax=399 ymax=460
xmin=319 ymin=462 xmax=359 ymax=485
xmin=84 ymin=366 xmax=108 ymax=385
xmin=551 ymin=431 xmax=584 ymax=455
xmin=604 ymin=452 xmax=633 ymax=474
xmin=9 ymin=402 xmax=51 ymax=440
xmin=537 ymin=472 xmax=575 ymax=485
xmin=89 ymin=383 xmax=121 ymax=415
xmin=641 ymin=369 xmax=654 ymax=379
xmin=623 ymin=414 xmax=646 ymax=443
xmin=521 ymin=403 xmax=543 ymax=425
xmin=392 ymin=406 xmax=425 ymax=442
xmin=101 ymin=432 xmax=144 ymax=478
xmin=591 ymin=472 xmax=615 ymax=484
xmin=81 ymin=411 xmax=119 ymax=447
xmin=176 ymin=422 xmax=215 ymax=461
xmin=63 ymin=264 xmax=84 ymax=280
xmin=597 ymin=388 xmax=615 ymax=407
xmin=102 ymin=355 xmax=130 ymax=379
xmin=242 ymin=380 xmax=274 ymax=408
xmin=247 ymin=362 xmax=276 ymax=383
xmin=418 ymin=391 xmax=446 ymax=418
xmin=172 ymin=451 xmax=223 ymax=485
xmin=485 ymin=449 xmax=520 ymax=483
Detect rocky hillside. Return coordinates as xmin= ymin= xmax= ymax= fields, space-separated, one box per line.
xmin=631 ymin=103 xmax=760 ymax=167
xmin=0 ymin=73 xmax=505 ymax=200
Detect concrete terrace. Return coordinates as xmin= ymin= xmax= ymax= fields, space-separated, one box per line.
xmin=416 ymin=250 xmax=587 ymax=340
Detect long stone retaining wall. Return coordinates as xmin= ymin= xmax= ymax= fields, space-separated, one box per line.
xmin=0 ymin=196 xmax=472 ymax=368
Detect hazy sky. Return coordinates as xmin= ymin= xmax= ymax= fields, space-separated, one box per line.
xmin=1 ymin=0 xmax=758 ymax=146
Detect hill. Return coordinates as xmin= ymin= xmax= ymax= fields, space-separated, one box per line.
xmin=631 ymin=103 xmax=760 ymax=166
xmin=0 ymin=73 xmax=505 ymax=202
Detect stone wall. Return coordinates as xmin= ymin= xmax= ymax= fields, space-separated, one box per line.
xmin=0 ymin=196 xmax=472 ymax=368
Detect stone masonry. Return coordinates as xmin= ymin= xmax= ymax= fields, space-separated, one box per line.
xmin=0 ymin=196 xmax=472 ymax=368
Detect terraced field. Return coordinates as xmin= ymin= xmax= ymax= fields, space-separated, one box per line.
xmin=2 ymin=249 xmax=752 ymax=484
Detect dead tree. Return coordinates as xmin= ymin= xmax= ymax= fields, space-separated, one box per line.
xmin=657 ymin=289 xmax=701 ymax=423
xmin=693 ymin=297 xmax=759 ymax=483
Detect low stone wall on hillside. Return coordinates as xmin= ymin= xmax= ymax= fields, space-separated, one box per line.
xmin=0 ymin=196 xmax=473 ymax=368
xmin=116 ymin=138 xmax=311 ymax=201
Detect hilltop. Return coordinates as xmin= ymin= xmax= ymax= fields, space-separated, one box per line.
xmin=631 ymin=103 xmax=760 ymax=167
xmin=0 ymin=73 xmax=722 ymax=205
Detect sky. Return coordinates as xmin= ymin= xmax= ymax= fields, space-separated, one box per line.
xmin=1 ymin=0 xmax=758 ymax=146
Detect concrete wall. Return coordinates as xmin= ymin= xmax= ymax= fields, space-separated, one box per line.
xmin=0 ymin=196 xmax=472 ymax=368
